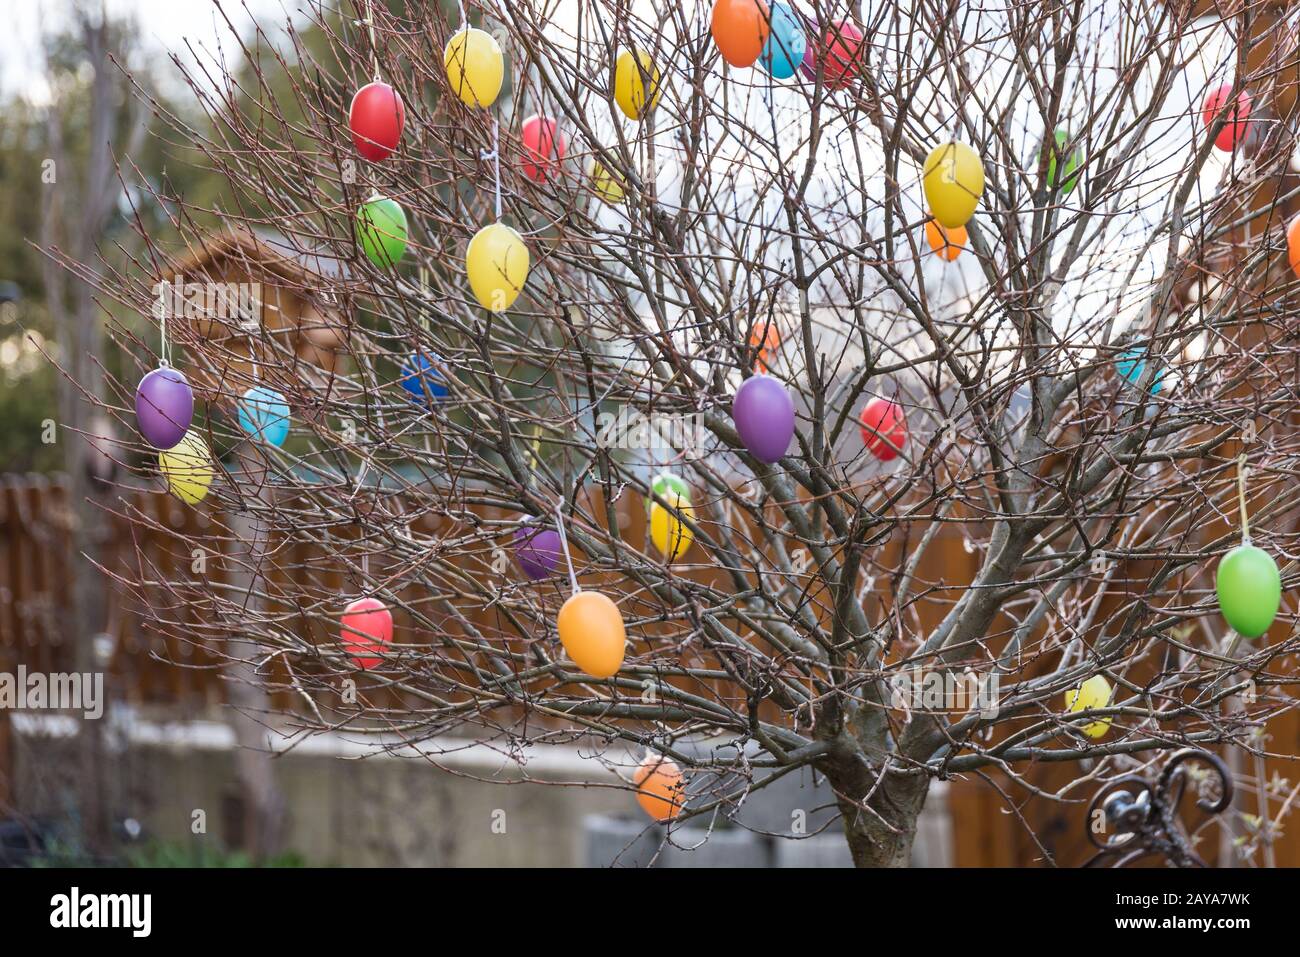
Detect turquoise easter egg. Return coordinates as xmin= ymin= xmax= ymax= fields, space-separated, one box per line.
xmin=1116 ymin=348 xmax=1165 ymax=394
xmin=237 ymin=385 xmax=290 ymax=447
xmin=758 ymin=3 xmax=806 ymax=80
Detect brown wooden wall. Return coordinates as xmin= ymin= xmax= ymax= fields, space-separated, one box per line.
xmin=2 ymin=473 xmax=1298 ymax=866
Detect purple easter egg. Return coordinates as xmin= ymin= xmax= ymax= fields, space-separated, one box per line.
xmin=800 ymin=17 xmax=819 ymax=79
xmin=135 ymin=366 xmax=195 ymax=450
xmin=732 ymin=374 xmax=795 ymax=464
xmin=514 ymin=527 xmax=562 ymax=580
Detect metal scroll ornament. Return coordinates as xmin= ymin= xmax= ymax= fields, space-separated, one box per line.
xmin=1083 ymin=749 xmax=1233 ymax=868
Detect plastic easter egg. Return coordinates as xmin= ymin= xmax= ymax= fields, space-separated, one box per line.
xmin=1043 ymin=128 xmax=1082 ymax=194
xmin=923 ymin=142 xmax=984 ymax=229
xmin=614 ymin=48 xmax=661 ymax=120
xmin=711 ymin=0 xmax=770 ymax=68
xmin=749 ymin=320 xmax=781 ymax=373
xmin=650 ymin=492 xmax=695 ymax=562
xmin=1202 ymin=84 xmax=1251 ymax=152
xmin=466 ymin=222 xmax=530 ymax=312
xmin=925 ymin=218 xmax=966 ymax=261
xmin=1216 ymin=543 xmax=1281 ymax=638
xmin=591 ymin=159 xmax=626 ymax=205
xmin=158 ymin=430 xmax=215 ymax=505
xmin=557 ymin=590 xmax=626 ymax=679
xmin=135 ymin=366 xmax=194 ymax=450
xmin=732 ymin=374 xmax=795 ymax=464
xmin=400 ymin=351 xmax=449 ymax=407
xmin=521 ymin=114 xmax=566 ymax=183
xmin=355 ymin=195 xmax=408 ymax=268
xmin=758 ymin=3 xmax=806 ymax=80
xmin=1064 ymin=675 xmax=1112 ymax=739
xmin=646 ymin=472 xmax=692 ymax=516
xmin=443 ymin=28 xmax=504 ymax=109
xmin=340 ymin=596 xmax=392 ymax=670
xmin=859 ymin=397 xmax=907 ymax=461
xmin=817 ymin=19 xmax=864 ymax=89
xmin=799 ymin=17 xmax=818 ymax=80
xmin=1116 ymin=348 xmax=1165 ymax=394
xmin=633 ymin=754 xmax=686 ymax=822
xmin=514 ymin=527 xmax=562 ymax=581
xmin=1288 ymin=214 xmax=1300 ymax=279
xmin=348 ymin=82 xmax=405 ymax=163
xmin=236 ymin=385 xmax=290 ymax=447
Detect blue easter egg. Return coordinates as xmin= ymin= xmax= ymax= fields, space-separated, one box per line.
xmin=759 ymin=3 xmax=806 ymax=80
xmin=400 ymin=351 xmax=449 ymax=407
xmin=1116 ymin=348 xmax=1165 ymax=394
xmin=237 ymin=385 xmax=290 ymax=446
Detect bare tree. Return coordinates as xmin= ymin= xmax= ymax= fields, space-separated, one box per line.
xmin=53 ymin=0 xmax=1300 ymax=865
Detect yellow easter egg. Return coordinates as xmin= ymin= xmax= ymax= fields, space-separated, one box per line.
xmin=466 ymin=222 xmax=530 ymax=312
xmin=650 ymin=492 xmax=694 ymax=562
xmin=614 ymin=48 xmax=661 ymax=121
xmin=591 ymin=159 xmax=626 ymax=205
xmin=557 ymin=591 xmax=626 ymax=679
xmin=1064 ymin=674 xmax=1112 ymax=739
xmin=922 ymin=141 xmax=984 ymax=229
xmin=443 ymin=28 xmax=505 ymax=109
xmin=158 ymin=430 xmax=215 ymax=505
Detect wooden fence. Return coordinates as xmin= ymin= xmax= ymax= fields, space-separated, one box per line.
xmin=2 ymin=473 xmax=1298 ymax=866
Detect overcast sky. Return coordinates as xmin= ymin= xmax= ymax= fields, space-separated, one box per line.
xmin=3 ymin=0 xmax=301 ymax=102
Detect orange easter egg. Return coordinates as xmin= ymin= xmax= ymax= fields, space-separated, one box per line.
xmin=557 ymin=591 xmax=626 ymax=678
xmin=748 ymin=320 xmax=781 ymax=373
xmin=925 ymin=217 xmax=966 ymax=262
xmin=1288 ymin=213 xmax=1300 ymax=279
xmin=633 ymin=754 xmax=685 ymax=821
xmin=711 ymin=0 xmax=770 ymax=68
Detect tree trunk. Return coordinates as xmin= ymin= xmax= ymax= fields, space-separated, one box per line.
xmin=823 ymin=756 xmax=932 ymax=867
xmin=223 ymin=446 xmax=287 ymax=859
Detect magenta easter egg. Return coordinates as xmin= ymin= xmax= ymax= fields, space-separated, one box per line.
xmin=798 ymin=17 xmax=818 ymax=79
xmin=135 ymin=366 xmax=195 ymax=450
xmin=732 ymin=374 xmax=795 ymax=464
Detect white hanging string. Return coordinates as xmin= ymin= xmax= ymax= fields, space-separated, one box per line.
xmin=1237 ymin=453 xmax=1251 ymax=544
xmin=159 ymin=294 xmax=170 ymax=367
xmin=480 ymin=119 xmax=502 ymax=221
xmin=360 ymin=0 xmax=380 ymax=83
xmin=554 ymin=497 xmax=580 ymax=594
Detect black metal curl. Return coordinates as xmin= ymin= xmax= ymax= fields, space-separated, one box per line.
xmin=1082 ymin=748 xmax=1233 ymax=868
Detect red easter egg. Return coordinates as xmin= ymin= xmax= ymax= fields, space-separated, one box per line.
xmin=521 ymin=114 xmax=566 ymax=183
xmin=341 ymin=597 xmax=392 ymax=670
xmin=1201 ymin=84 xmax=1251 ymax=152
xmin=859 ymin=397 xmax=907 ymax=461
xmin=821 ymin=19 xmax=864 ymax=89
xmin=349 ymin=82 xmax=405 ymax=162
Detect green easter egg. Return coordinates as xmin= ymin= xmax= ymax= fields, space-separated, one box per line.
xmin=1044 ymin=129 xmax=1082 ymax=195
xmin=356 ymin=195 xmax=408 ymax=267
xmin=1215 ymin=543 xmax=1281 ymax=638
xmin=645 ymin=472 xmax=692 ymax=516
